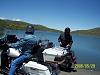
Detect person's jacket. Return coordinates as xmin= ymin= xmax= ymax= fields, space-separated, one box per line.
xmin=16 ymin=34 xmax=38 ymax=54
xmin=58 ymin=33 xmax=73 ymax=47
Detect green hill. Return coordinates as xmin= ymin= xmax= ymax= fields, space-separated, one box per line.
xmin=71 ymin=27 xmax=100 ymax=37
xmin=0 ymin=19 xmax=62 ymax=36
xmin=1 ymin=19 xmax=100 ymax=37
xmin=0 ymin=26 xmax=4 ymax=36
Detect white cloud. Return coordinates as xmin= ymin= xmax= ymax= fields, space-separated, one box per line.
xmin=12 ymin=18 xmax=22 ymax=21
xmin=0 ymin=17 xmax=6 ymax=20
xmin=0 ymin=17 xmax=23 ymax=22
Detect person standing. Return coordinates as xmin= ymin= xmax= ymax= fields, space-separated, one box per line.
xmin=58 ymin=27 xmax=77 ymax=72
xmin=58 ymin=27 xmax=73 ymax=48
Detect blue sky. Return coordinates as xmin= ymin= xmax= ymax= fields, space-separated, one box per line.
xmin=0 ymin=0 xmax=100 ymax=31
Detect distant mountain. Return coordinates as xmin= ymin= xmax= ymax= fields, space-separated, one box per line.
xmin=0 ymin=19 xmax=62 ymax=35
xmin=71 ymin=27 xmax=100 ymax=37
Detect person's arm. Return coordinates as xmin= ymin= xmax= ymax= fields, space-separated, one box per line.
xmin=69 ymin=35 xmax=73 ymax=46
xmin=14 ymin=39 xmax=24 ymax=49
xmin=58 ymin=34 xmax=63 ymax=46
xmin=58 ymin=34 xmax=61 ymax=42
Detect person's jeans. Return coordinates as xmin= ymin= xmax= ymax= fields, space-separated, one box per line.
xmin=9 ymin=52 xmax=31 ymax=75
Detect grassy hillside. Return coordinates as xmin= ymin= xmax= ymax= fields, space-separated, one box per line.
xmin=0 ymin=19 xmax=62 ymax=34
xmin=0 ymin=26 xmax=4 ymax=36
xmin=71 ymin=27 xmax=100 ymax=37
xmin=34 ymin=24 xmax=62 ymax=32
xmin=1 ymin=19 xmax=100 ymax=37
xmin=0 ymin=19 xmax=29 ymax=30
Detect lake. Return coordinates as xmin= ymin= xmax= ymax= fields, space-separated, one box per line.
xmin=0 ymin=29 xmax=100 ymax=71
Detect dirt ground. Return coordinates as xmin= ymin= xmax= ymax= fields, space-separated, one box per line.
xmin=0 ymin=69 xmax=100 ymax=75
xmin=60 ymin=69 xmax=100 ymax=75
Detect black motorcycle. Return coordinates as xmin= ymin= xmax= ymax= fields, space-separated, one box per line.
xmin=0 ymin=35 xmax=25 ymax=75
xmin=0 ymin=35 xmax=60 ymax=75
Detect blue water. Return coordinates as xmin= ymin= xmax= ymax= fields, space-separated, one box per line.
xmin=72 ymin=35 xmax=100 ymax=70
xmin=1 ymin=30 xmax=100 ymax=71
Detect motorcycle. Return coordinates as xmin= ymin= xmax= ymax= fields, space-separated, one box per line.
xmin=0 ymin=35 xmax=60 ymax=75
xmin=54 ymin=45 xmax=77 ymax=72
xmin=0 ymin=35 xmax=77 ymax=75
